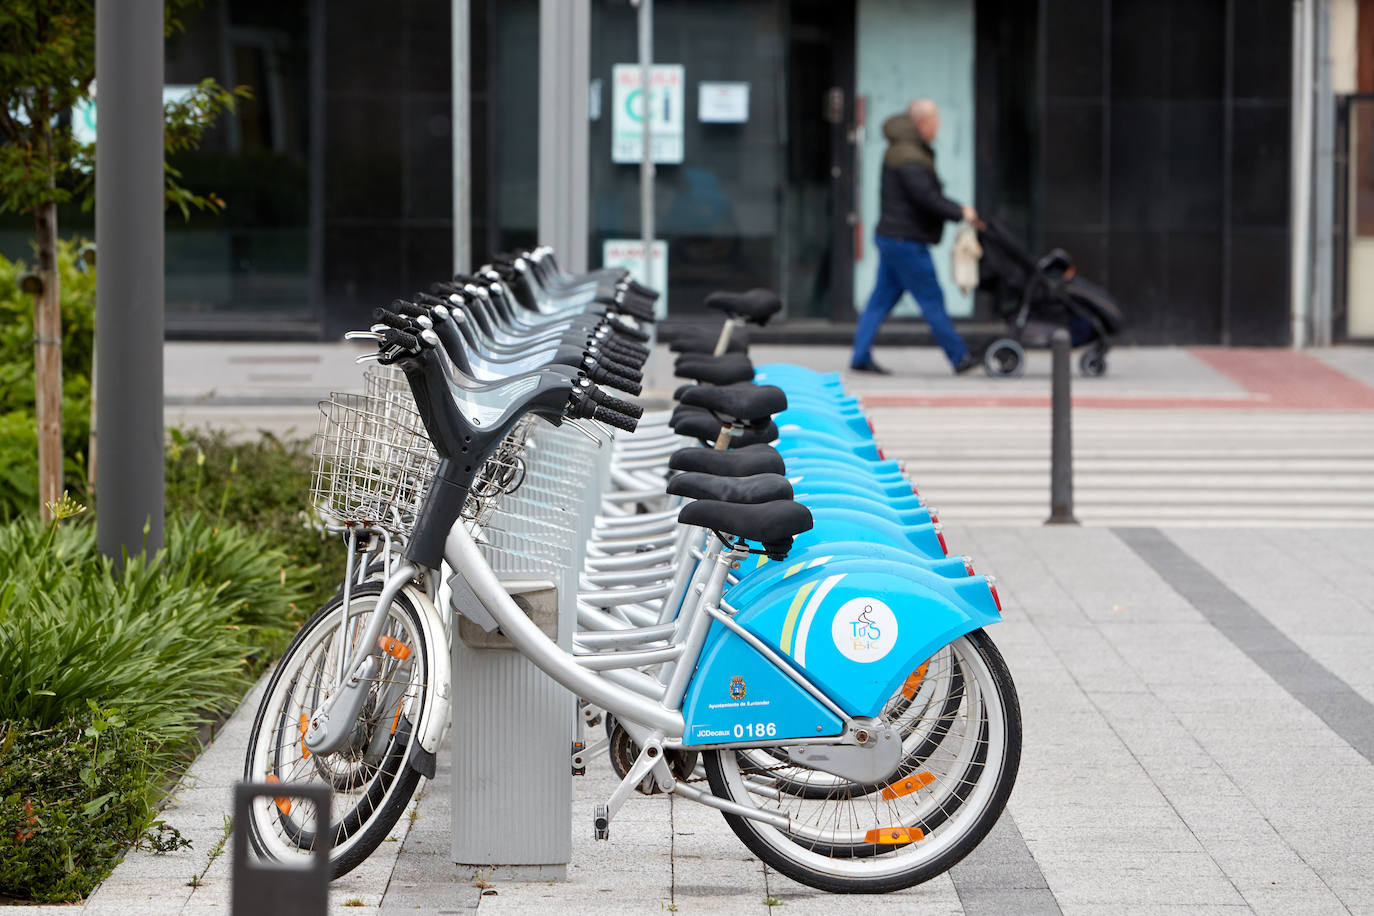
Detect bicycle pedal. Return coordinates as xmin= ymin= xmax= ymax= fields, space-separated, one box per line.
xmin=593 ymin=804 xmax=610 ymax=840
xmin=571 ymin=741 xmax=587 ymax=776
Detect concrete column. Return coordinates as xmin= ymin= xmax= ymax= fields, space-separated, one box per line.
xmin=537 ymin=0 xmax=590 ymax=272
xmin=96 ymin=0 xmax=165 ymax=558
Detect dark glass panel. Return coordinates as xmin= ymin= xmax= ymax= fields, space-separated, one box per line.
xmin=1230 ymin=103 xmax=1291 ymax=228
xmin=1107 ymin=229 xmax=1167 ymax=342
xmin=1168 ymin=0 xmax=1224 ymax=99
xmin=1110 ymin=0 xmax=1167 ymax=101
xmin=1042 ymin=103 xmax=1105 ymax=230
xmin=1165 ymin=102 xmax=1224 ymax=230
xmin=1109 ymin=101 xmax=1168 ymax=229
xmin=1232 ymin=0 xmax=1292 ymax=101
xmin=1163 ymin=230 xmax=1223 ymax=342
xmin=1227 ymin=229 xmax=1290 ymax=344
xmin=1043 ymin=0 xmax=1104 ymax=100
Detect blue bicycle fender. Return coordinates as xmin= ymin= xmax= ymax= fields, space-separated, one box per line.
xmin=683 ymin=559 xmax=1001 ymax=737
xmin=776 ymin=408 xmax=872 ymax=442
xmin=788 ymin=470 xmax=915 ymax=500
xmin=793 ymin=480 xmax=926 ymax=514
xmin=784 ymin=453 xmax=908 ymax=480
xmin=777 ymin=428 xmax=882 ymax=461
xmin=795 ymin=492 xmax=932 ymax=528
xmin=754 ymin=364 xmax=846 ymax=390
xmin=789 ymin=506 xmax=946 ymax=559
xmin=725 ymin=540 xmax=972 ymax=610
xmin=784 ymin=392 xmax=862 ymax=413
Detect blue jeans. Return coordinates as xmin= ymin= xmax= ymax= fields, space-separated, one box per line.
xmin=851 ymin=234 xmax=969 ymax=368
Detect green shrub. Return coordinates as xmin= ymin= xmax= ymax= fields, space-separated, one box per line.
xmin=0 ymin=511 xmax=312 ymax=902
xmin=165 ymin=427 xmax=339 ymax=614
xmin=0 ymin=712 xmax=174 ymax=903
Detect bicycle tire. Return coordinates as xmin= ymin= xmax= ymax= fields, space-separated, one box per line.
xmin=242 ymin=582 xmax=431 ymax=878
xmin=701 ymin=629 xmax=1021 ymax=894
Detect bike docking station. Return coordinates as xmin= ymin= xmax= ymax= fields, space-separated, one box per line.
xmin=444 ymin=420 xmax=610 ymax=879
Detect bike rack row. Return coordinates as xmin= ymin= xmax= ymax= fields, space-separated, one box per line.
xmin=240 ymin=246 xmax=1020 ymax=895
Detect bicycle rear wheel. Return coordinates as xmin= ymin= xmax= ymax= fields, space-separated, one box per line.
xmin=702 ymin=629 xmax=1021 ymax=894
xmin=242 ymin=583 xmax=432 ymax=877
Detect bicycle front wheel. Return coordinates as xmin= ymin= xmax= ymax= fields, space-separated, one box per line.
xmin=702 ymin=629 xmax=1021 ymax=894
xmin=242 ymin=582 xmax=432 ymax=877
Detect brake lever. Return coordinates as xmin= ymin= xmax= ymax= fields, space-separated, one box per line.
xmin=345 ymin=330 xmax=384 ymax=342
xmin=563 ymin=418 xmax=607 ymax=448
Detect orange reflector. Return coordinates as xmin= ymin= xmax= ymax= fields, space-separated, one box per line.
xmin=880 ymin=771 xmax=935 ymax=800
xmin=865 ymin=827 xmax=924 ymax=844
xmin=378 ymin=636 xmax=412 ymax=660
xmin=265 ymin=773 xmax=292 ymax=816
xmin=901 ymin=661 xmax=931 ymax=699
xmin=390 ymin=699 xmax=404 ymax=735
xmin=298 ymin=715 xmax=311 ymax=760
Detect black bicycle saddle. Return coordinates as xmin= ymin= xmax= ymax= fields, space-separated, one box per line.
xmin=668 ymin=325 xmax=750 ymax=354
xmin=676 ymin=383 xmax=786 ymax=423
xmin=674 ymin=352 xmax=756 ymax=386
xmin=677 ymin=498 xmax=813 ymax=559
xmin=703 ymin=289 xmax=783 ymax=326
xmin=666 ymin=472 xmax=793 ymax=504
xmin=668 ymin=444 xmax=786 ymax=477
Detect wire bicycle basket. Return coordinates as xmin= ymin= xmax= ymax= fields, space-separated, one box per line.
xmin=311 ymin=391 xmax=438 ymax=537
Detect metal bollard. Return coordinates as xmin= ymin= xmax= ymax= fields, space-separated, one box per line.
xmin=1046 ymin=328 xmax=1079 ymax=525
xmin=231 ymin=783 xmax=330 ymax=916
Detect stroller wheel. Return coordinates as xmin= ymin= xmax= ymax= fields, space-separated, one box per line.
xmin=983 ymin=338 xmax=1025 ymax=379
xmin=1079 ymin=346 xmax=1108 ymax=378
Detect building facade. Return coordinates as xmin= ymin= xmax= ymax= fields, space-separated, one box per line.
xmin=4 ymin=0 xmax=1366 ymax=346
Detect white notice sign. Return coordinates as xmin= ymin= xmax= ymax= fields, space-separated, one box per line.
xmin=603 ymin=239 xmax=668 ymax=317
xmin=698 ymin=82 xmax=750 ymax=123
xmin=611 ymin=64 xmax=685 ymax=164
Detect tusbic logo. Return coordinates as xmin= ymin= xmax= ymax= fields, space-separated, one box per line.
xmin=831 ymin=597 xmax=898 ymax=663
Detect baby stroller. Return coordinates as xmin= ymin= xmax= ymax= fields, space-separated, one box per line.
xmin=975 ymin=219 xmax=1125 ymax=378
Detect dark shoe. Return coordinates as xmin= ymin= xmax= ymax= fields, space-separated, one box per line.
xmin=953 ymin=352 xmax=979 ymax=375
xmin=850 ymin=361 xmax=891 ymax=375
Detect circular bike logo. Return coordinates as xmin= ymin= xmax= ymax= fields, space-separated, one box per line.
xmin=831 ymin=597 xmax=898 ymax=663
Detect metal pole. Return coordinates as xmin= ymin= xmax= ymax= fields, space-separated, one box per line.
xmin=636 ymin=0 xmax=655 ymax=309
xmin=537 ymin=0 xmax=590 ymax=271
xmin=96 ymin=0 xmax=165 ymax=558
xmin=1291 ymin=0 xmax=1314 ymax=348
xmin=1312 ymin=0 xmax=1335 ymax=347
xmin=1046 ymin=329 xmax=1078 ymax=525
xmin=453 ymin=0 xmax=471 ymax=274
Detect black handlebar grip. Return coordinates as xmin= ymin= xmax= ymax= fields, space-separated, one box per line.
xmin=589 ymin=364 xmax=643 ymax=396
xmin=592 ymin=405 xmax=639 ymax=432
xmin=412 ymin=291 xmax=449 ymax=308
xmin=605 ymin=335 xmax=649 ymax=358
xmin=587 ymin=387 xmax=644 ymax=420
xmin=604 ymin=342 xmax=649 ymax=367
xmin=608 ymin=319 xmax=651 ymax=343
xmin=627 ymin=280 xmax=659 ymax=301
xmin=597 ymin=358 xmax=643 ymax=384
xmin=391 ymin=298 xmax=429 ymax=318
xmin=379 ymin=327 xmax=420 ymax=352
xmin=616 ymin=299 xmax=655 ymax=322
xmin=373 ymin=307 xmax=414 ymax=331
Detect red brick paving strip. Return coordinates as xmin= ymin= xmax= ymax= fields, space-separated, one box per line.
xmin=860 ymin=348 xmax=1374 ymax=411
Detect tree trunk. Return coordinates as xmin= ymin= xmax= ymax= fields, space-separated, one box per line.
xmin=34 ymin=196 xmax=63 ymax=521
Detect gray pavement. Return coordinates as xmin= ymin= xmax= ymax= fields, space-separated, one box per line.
xmin=48 ymin=524 xmax=1374 ymax=915
xmin=34 ymin=342 xmax=1372 ymax=913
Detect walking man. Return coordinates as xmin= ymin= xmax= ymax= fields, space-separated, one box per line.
xmin=851 ymin=98 xmax=980 ymax=375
